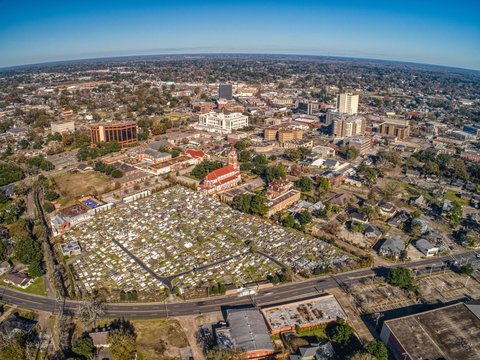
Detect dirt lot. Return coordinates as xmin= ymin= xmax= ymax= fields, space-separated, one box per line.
xmin=132 ymin=318 xmax=189 ymax=360
xmin=417 ymin=271 xmax=480 ymax=302
xmin=351 ymin=282 xmax=418 ymax=314
xmin=176 ymin=312 xmax=224 ymax=360
xmin=52 ymin=171 xmax=113 ymax=205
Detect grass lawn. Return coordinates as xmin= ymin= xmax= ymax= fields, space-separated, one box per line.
xmin=52 ymin=171 xmax=113 ymax=204
xmin=443 ymin=190 xmax=469 ymax=206
xmin=296 ymin=324 xmax=328 ymax=339
xmin=23 ymin=277 xmax=47 ymax=296
xmin=94 ymin=318 xmax=189 ymax=360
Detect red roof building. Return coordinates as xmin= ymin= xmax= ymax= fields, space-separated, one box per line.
xmin=185 ymin=149 xmax=206 ymax=160
xmin=198 ymin=147 xmax=241 ymax=195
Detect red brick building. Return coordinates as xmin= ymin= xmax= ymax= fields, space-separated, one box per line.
xmin=198 ymin=147 xmax=241 ymax=195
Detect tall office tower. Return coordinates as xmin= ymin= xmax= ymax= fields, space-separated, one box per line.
xmin=337 ymin=93 xmax=359 ymax=115
xmin=218 ymin=84 xmax=233 ymax=100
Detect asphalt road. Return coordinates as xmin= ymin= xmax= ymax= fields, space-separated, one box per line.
xmin=1 ymin=251 xmax=477 ymax=318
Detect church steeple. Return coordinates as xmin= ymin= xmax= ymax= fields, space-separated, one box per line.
xmin=228 ymin=146 xmax=239 ymax=172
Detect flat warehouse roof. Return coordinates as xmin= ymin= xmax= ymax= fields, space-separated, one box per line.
xmin=384 ymin=302 xmax=480 ymax=360
xmin=262 ymin=295 xmax=346 ymax=333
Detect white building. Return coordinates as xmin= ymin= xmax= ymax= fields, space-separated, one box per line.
xmin=51 ymin=120 xmax=75 ymax=134
xmin=196 ymin=111 xmax=248 ymax=133
xmin=337 ymin=93 xmax=359 ymax=115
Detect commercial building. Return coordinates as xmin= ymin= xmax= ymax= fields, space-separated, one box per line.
xmin=345 ymin=136 xmax=371 ymax=154
xmin=51 ymin=120 xmax=75 ymax=134
xmin=198 ymin=147 xmax=241 ymax=195
xmin=298 ymin=100 xmax=320 ymax=115
xmin=262 ymin=295 xmax=347 ymax=334
xmin=282 ymin=139 xmax=313 ymax=149
xmin=90 ymin=122 xmax=138 ymax=147
xmin=197 ymin=111 xmax=248 ymax=133
xmin=266 ymin=180 xmax=301 ymax=217
xmin=378 ymin=118 xmax=410 ymax=139
xmin=337 ymin=93 xmax=359 ymax=115
xmin=332 ymin=115 xmax=365 ymax=139
xmin=263 ymin=128 xmax=303 ymax=142
xmin=218 ymin=83 xmax=233 ymax=100
xmin=216 ymin=309 xmax=274 ymax=359
xmin=380 ymin=302 xmax=480 ymax=360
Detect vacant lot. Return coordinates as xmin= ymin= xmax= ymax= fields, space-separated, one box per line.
xmin=133 ymin=318 xmax=189 ymax=360
xmin=53 ymin=171 xmax=113 ymax=204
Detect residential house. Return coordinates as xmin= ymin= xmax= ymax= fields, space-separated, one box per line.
xmin=388 ymin=210 xmax=409 ymax=227
xmin=379 ymin=237 xmax=405 ymax=259
xmin=3 ymin=272 xmax=34 ymax=289
xmin=378 ymin=202 xmax=397 ymax=217
xmin=290 ymin=341 xmax=336 ymax=360
xmin=0 ymin=315 xmax=37 ymax=340
xmin=0 ymin=261 xmax=12 ymax=276
xmin=415 ymin=239 xmax=440 ymax=257
xmin=364 ymin=224 xmax=382 ymax=241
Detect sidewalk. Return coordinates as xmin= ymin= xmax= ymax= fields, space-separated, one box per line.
xmin=329 ymin=288 xmax=374 ymax=345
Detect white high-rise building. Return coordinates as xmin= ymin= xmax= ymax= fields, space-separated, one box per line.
xmin=337 ymin=93 xmax=359 ymax=115
xmin=196 ymin=111 xmax=248 ymax=133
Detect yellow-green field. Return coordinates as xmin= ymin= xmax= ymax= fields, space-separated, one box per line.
xmin=52 ymin=171 xmax=113 ymax=205
xmin=95 ymin=318 xmax=189 ymax=360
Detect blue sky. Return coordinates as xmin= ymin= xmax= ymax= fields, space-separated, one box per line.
xmin=1 ymin=0 xmax=479 ymax=70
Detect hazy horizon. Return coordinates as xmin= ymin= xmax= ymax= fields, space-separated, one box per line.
xmin=1 ymin=0 xmax=479 ymax=71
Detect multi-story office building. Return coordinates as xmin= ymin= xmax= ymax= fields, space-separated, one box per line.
xmin=298 ymin=100 xmax=319 ymax=115
xmin=379 ymin=119 xmax=410 ymax=139
xmin=337 ymin=93 xmax=359 ymax=115
xmin=51 ymin=120 xmax=75 ymax=134
xmin=264 ymin=128 xmax=278 ymax=141
xmin=332 ymin=115 xmax=365 ymax=139
xmin=345 ymin=136 xmax=371 ymax=154
xmin=263 ymin=128 xmax=303 ymax=142
xmin=218 ymin=84 xmax=233 ymax=100
xmin=90 ymin=122 xmax=138 ymax=147
xmin=197 ymin=111 xmax=248 ymax=133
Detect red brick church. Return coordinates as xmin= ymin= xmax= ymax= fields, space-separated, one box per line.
xmin=198 ymin=147 xmax=241 ymax=195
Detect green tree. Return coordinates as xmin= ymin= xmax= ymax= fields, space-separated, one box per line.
xmin=28 ymin=260 xmax=43 ymax=278
xmin=328 ymin=319 xmax=354 ymax=345
xmin=318 ymin=177 xmax=330 ymax=193
xmin=283 ymin=214 xmax=296 ymax=228
xmin=108 ymin=327 xmax=137 ymax=360
xmin=447 ymin=201 xmax=463 ymax=227
xmin=460 ymin=264 xmax=474 ymax=276
xmin=366 ymin=340 xmax=388 ymax=360
xmin=296 ymin=176 xmax=313 ymax=192
xmin=15 ymin=236 xmax=42 ymax=266
xmin=387 ymin=267 xmax=413 ymax=289
xmin=0 ymin=189 xmax=10 ymax=204
xmin=298 ymin=211 xmax=312 ymax=225
xmin=43 ymin=201 xmax=55 ymax=213
xmin=0 ymin=333 xmax=27 ymax=360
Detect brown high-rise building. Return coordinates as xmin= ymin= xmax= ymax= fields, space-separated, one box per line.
xmin=264 ymin=128 xmax=278 ymax=141
xmin=90 ymin=122 xmax=138 ymax=147
xmin=379 ymin=119 xmax=410 ymax=139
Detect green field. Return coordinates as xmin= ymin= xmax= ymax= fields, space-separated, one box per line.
xmin=443 ymin=190 xmax=469 ymax=206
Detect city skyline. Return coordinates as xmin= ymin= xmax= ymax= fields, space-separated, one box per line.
xmin=1 ymin=0 xmax=479 ymax=70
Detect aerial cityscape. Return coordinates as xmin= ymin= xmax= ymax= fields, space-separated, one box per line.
xmin=0 ymin=1 xmax=479 ymax=360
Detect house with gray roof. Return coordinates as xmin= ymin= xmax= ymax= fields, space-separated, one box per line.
xmin=379 ymin=237 xmax=405 ymax=259
xmin=415 ymin=239 xmax=440 ymax=257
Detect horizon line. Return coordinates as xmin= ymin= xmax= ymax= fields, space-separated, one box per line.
xmin=1 ymin=52 xmax=479 ymax=74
